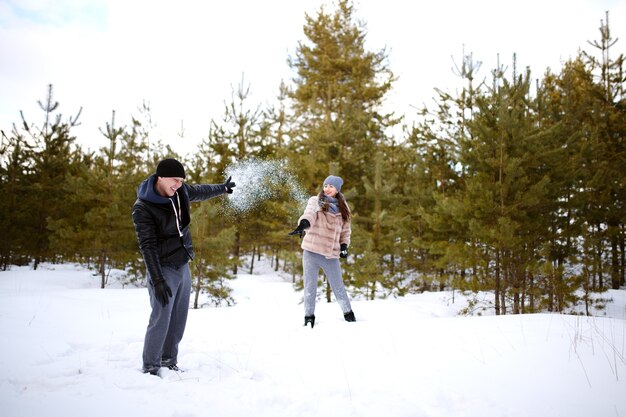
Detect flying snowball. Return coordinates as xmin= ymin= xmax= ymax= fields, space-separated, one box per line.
xmin=223 ymin=159 xmax=308 ymax=214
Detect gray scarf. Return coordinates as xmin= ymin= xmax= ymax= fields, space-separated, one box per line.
xmin=319 ymin=195 xmax=339 ymax=214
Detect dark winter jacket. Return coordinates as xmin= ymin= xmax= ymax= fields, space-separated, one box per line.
xmin=132 ymin=174 xmax=226 ymax=283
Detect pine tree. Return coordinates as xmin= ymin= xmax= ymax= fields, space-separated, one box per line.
xmin=582 ymin=11 xmax=626 ymax=289
xmin=262 ymin=81 xmax=306 ymax=275
xmin=346 ymin=151 xmax=397 ymax=299
xmin=404 ymin=50 xmax=478 ymax=294
xmin=48 ymin=110 xmax=157 ymax=286
xmin=0 ymin=126 xmax=35 ymax=268
xmin=430 ymin=57 xmax=562 ymax=314
xmin=288 ymin=0 xmax=396 ymax=186
xmin=202 ymin=76 xmax=270 ymax=274
xmin=534 ymin=59 xmax=594 ymax=310
xmin=17 ymin=85 xmax=85 ymax=268
xmin=190 ymin=201 xmax=236 ymax=308
xmin=287 ymin=0 xmax=397 ymax=295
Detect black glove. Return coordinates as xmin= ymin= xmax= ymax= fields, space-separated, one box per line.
xmin=340 ymin=243 xmax=348 ymax=259
xmin=289 ymin=219 xmax=311 ymax=237
xmin=153 ymin=278 xmax=172 ymax=307
xmin=223 ymin=176 xmax=236 ymax=194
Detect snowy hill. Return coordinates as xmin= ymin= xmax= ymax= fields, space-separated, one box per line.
xmin=1 ymin=261 xmax=624 ymax=417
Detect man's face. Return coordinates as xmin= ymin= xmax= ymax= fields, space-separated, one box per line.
xmin=156 ymin=176 xmax=184 ymax=197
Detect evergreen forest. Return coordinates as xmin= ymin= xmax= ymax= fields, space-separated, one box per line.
xmin=1 ymin=1 xmax=624 ymax=315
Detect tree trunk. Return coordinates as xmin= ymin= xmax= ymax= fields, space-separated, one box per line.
xmin=555 ymin=258 xmax=564 ymax=312
xmin=232 ymin=229 xmax=240 ymax=275
xmin=500 ymin=267 xmax=506 ymax=315
xmin=494 ymin=249 xmax=501 ymax=315
xmin=439 ymin=269 xmax=445 ymax=292
xmin=250 ymin=246 xmax=256 ymax=274
xmin=100 ymin=249 xmax=107 ymax=289
xmin=193 ymin=272 xmax=201 ymax=309
xmin=619 ymin=224 xmax=626 ymax=285
xmin=367 ymin=279 xmax=375 ymax=301
xmin=274 ymin=251 xmax=279 ymax=272
xmin=528 ymin=272 xmax=535 ymax=313
xmin=583 ymin=267 xmax=591 ymax=316
xmin=596 ymin=225 xmax=604 ymax=289
xmin=609 ymin=221 xmax=620 ymax=289
xmin=326 ymin=280 xmax=331 ymax=302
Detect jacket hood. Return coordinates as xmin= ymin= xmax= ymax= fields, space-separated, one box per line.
xmin=137 ymin=174 xmax=171 ymax=204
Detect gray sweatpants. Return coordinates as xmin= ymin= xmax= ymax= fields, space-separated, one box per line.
xmin=143 ymin=264 xmax=191 ymax=372
xmin=302 ymin=250 xmax=352 ymax=316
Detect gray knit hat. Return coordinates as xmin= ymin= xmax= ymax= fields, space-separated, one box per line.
xmin=323 ymin=175 xmax=343 ymax=193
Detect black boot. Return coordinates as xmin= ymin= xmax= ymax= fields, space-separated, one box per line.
xmin=304 ymin=315 xmax=315 ymax=328
xmin=344 ymin=311 xmax=356 ymax=322
xmin=142 ymin=367 xmax=160 ymax=377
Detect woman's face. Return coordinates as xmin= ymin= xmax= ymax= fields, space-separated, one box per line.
xmin=323 ymin=184 xmax=338 ymax=197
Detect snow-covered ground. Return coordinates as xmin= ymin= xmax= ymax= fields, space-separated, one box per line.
xmin=1 ymin=260 xmax=625 ymax=417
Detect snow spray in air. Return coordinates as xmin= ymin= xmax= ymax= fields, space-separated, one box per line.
xmin=223 ymin=158 xmax=308 ymax=214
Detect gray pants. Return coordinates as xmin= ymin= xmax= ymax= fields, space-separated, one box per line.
xmin=302 ymin=250 xmax=352 ymax=316
xmin=143 ymin=264 xmax=191 ymax=372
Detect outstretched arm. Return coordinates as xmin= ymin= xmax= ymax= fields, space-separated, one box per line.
xmin=185 ymin=176 xmax=236 ymax=202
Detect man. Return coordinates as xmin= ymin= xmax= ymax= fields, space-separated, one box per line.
xmin=132 ymin=158 xmax=236 ymax=376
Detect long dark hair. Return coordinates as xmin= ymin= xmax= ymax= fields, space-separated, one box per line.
xmin=318 ymin=191 xmax=351 ymax=223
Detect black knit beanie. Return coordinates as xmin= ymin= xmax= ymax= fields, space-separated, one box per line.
xmin=156 ymin=158 xmax=186 ymax=178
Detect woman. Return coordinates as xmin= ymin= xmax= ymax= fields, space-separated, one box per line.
xmin=289 ymin=175 xmax=356 ymax=328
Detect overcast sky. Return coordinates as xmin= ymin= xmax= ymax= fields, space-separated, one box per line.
xmin=1 ymin=0 xmax=625 ymax=155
